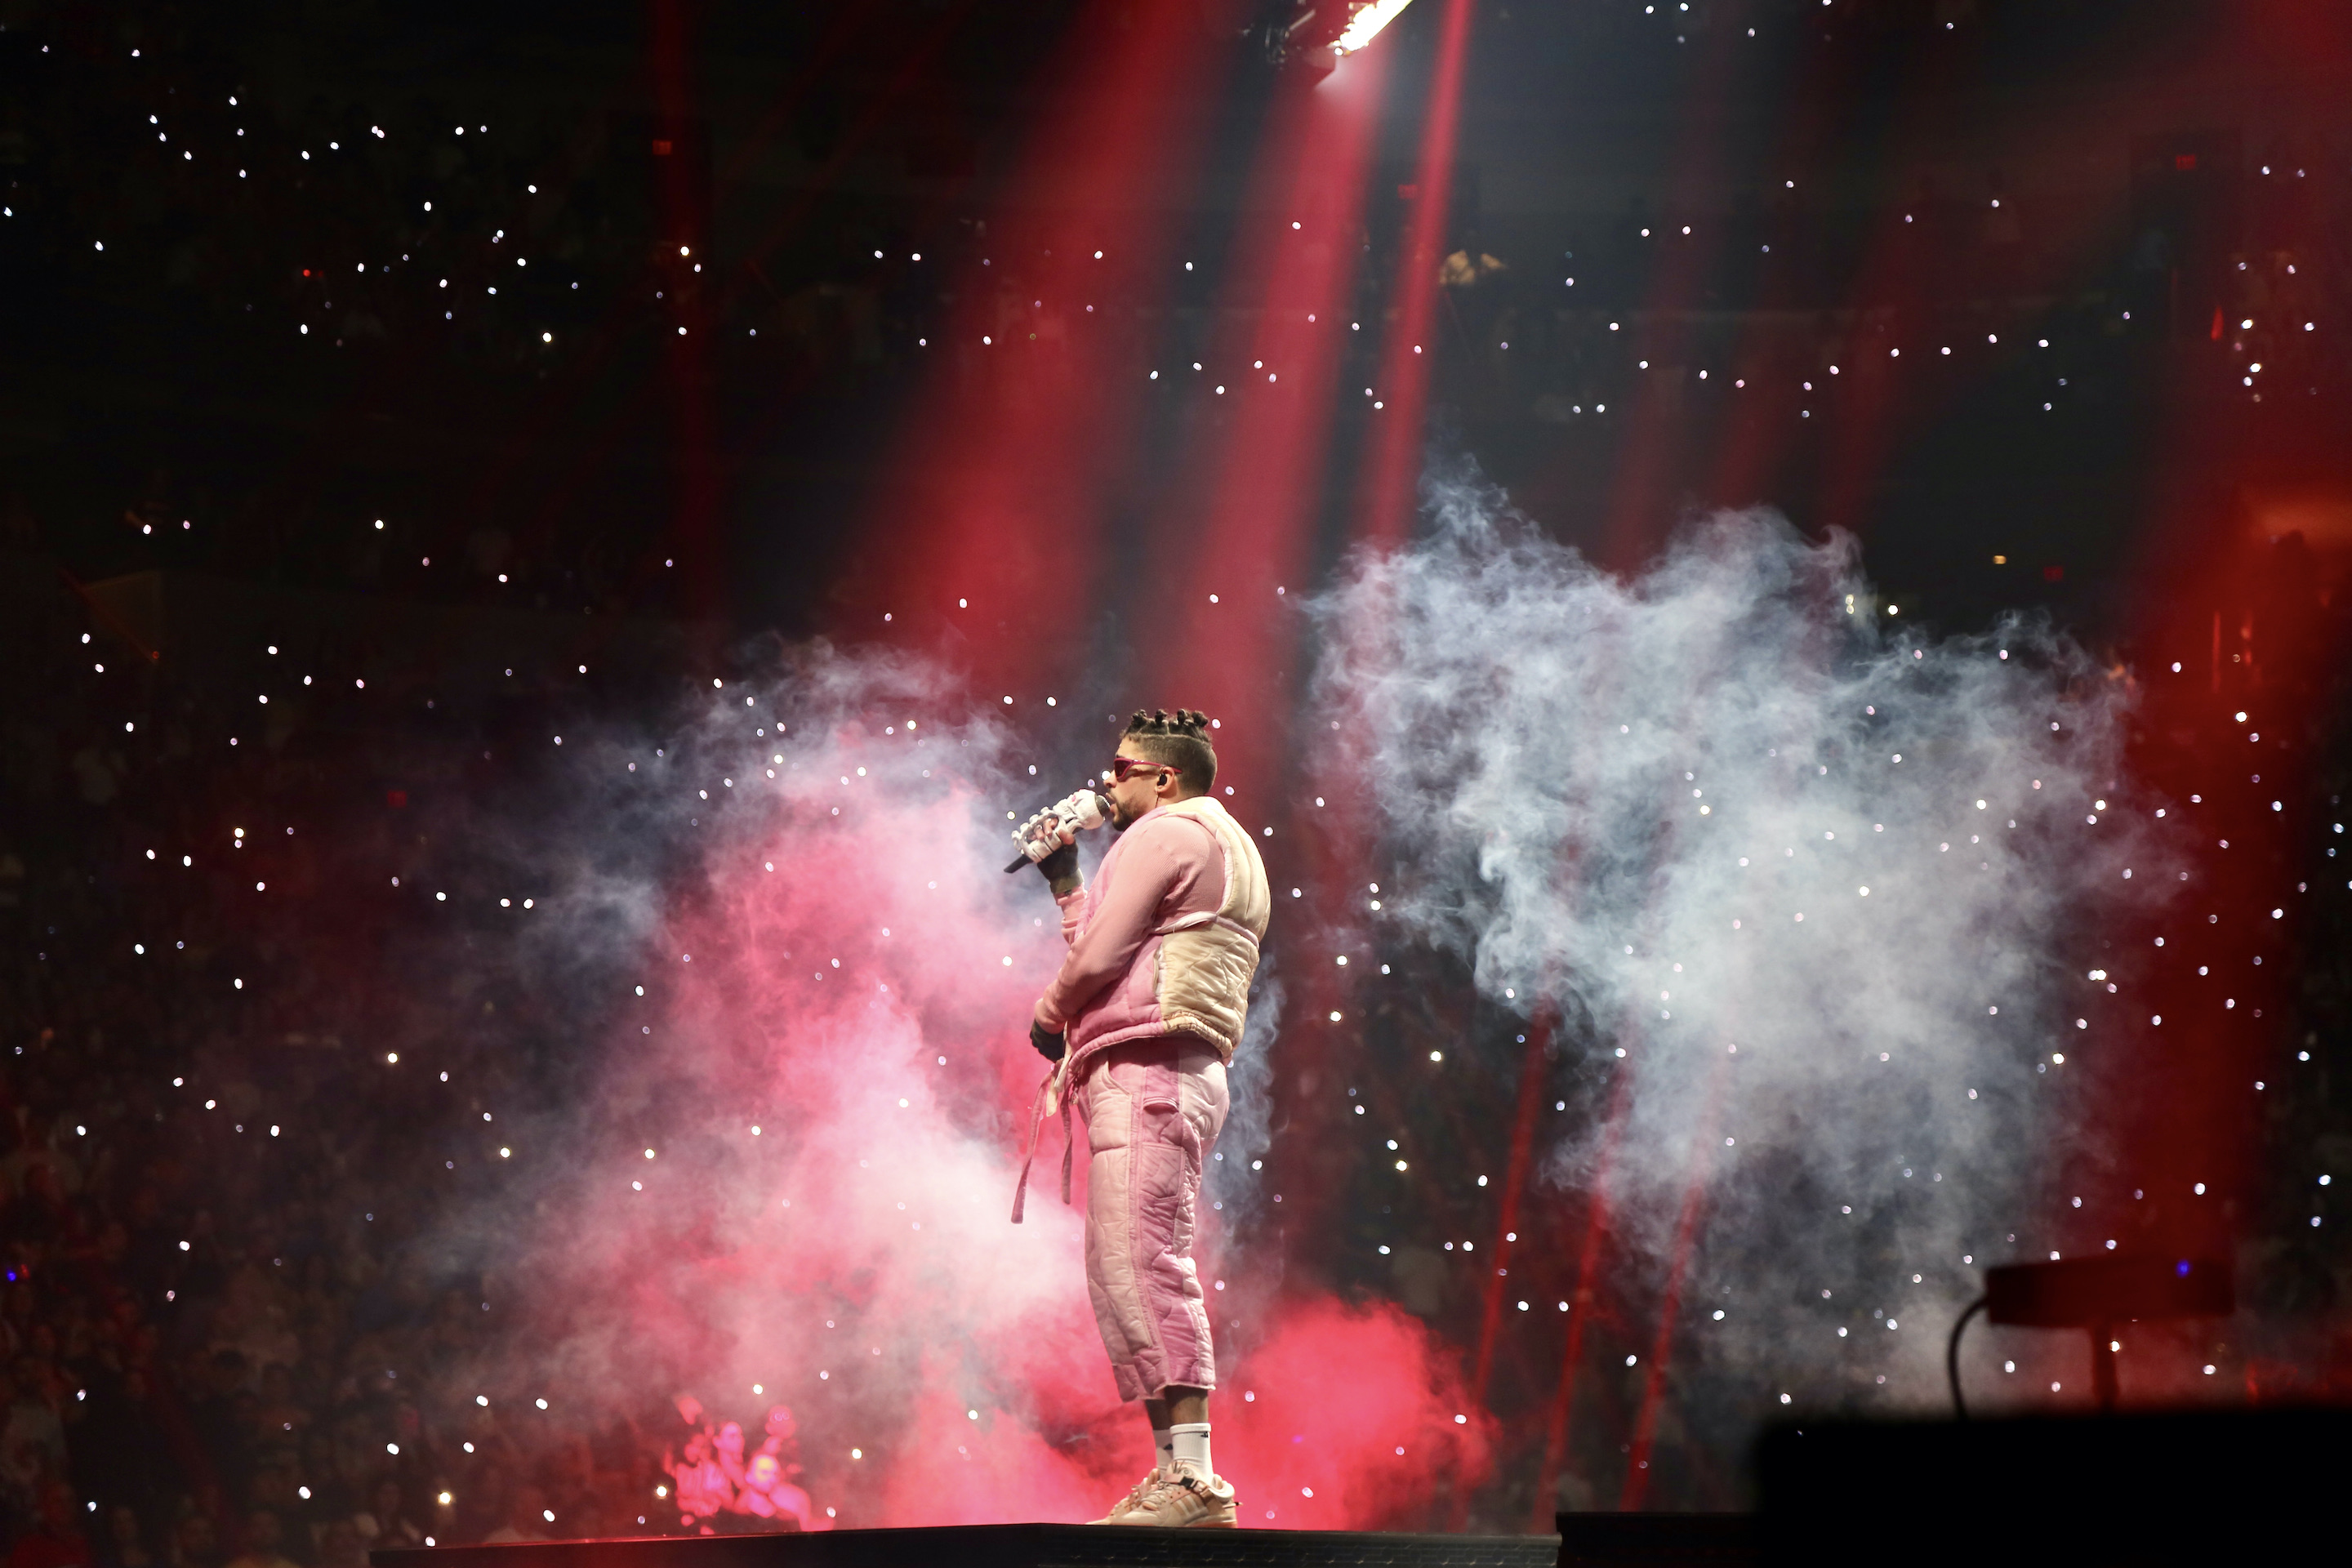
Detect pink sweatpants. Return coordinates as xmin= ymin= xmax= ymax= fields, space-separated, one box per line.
xmin=1075 ymin=1036 xmax=1229 ymax=1402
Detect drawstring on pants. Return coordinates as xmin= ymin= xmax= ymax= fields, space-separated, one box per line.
xmin=1010 ymin=1055 xmax=1075 ymax=1223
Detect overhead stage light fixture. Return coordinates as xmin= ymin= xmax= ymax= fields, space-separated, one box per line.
xmin=1336 ymin=0 xmax=1417 ymax=54
xmin=1241 ymin=2 xmax=1354 ymax=75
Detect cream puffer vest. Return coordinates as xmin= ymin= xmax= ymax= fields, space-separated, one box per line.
xmin=1065 ymin=795 xmax=1271 ymax=1070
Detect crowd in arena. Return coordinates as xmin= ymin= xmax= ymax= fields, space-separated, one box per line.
xmin=659 ymin=1401 xmax=816 ymax=1534
xmin=0 ymin=554 xmax=827 ymax=1568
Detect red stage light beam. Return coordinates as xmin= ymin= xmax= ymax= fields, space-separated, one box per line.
xmin=1469 ymin=1008 xmax=1553 ymax=1410
xmin=1618 ymin=1055 xmax=1728 ymax=1509
xmin=1530 ymin=1062 xmax=1634 ymax=1530
xmin=1357 ymin=0 xmax=1474 ymax=547
xmin=1578 ymin=20 xmax=1749 ymax=569
xmin=841 ymin=8 xmax=1231 ymax=698
xmin=1152 ymin=51 xmax=1388 ymax=804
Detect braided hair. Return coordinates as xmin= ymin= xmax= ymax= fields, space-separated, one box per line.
xmin=1120 ymin=708 xmax=1218 ymax=795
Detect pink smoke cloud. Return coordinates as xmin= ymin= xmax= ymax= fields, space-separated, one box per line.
xmin=485 ymin=674 xmax=1487 ymax=1528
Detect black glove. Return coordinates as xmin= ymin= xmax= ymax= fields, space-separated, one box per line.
xmin=1034 ymin=839 xmax=1078 ymax=886
xmin=1029 ymin=1019 xmax=1067 ymax=1062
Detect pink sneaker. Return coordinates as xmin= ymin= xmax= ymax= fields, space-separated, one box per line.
xmin=1089 ymin=1468 xmax=1168 ymax=1525
xmin=1109 ymin=1465 xmax=1236 ymax=1528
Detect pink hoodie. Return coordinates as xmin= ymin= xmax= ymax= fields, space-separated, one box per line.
xmin=1036 ymin=810 xmax=1219 ymax=1026
xmin=1033 ymin=795 xmax=1267 ymax=1067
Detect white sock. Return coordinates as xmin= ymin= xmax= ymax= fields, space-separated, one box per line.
xmin=1169 ymin=1422 xmax=1212 ymax=1478
xmin=1152 ymin=1425 xmax=1175 ymax=1474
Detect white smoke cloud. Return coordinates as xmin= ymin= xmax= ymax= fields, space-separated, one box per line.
xmin=1312 ymin=470 xmax=2172 ymax=1420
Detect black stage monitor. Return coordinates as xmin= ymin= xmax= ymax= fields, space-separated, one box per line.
xmin=1756 ymin=1408 xmax=2350 ymax=1566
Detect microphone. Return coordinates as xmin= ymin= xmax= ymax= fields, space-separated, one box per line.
xmin=1005 ymin=790 xmax=1112 ymax=872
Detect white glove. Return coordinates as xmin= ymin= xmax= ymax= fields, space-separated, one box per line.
xmin=1011 ymin=791 xmax=1108 ymax=863
xmin=1058 ymin=789 xmax=1109 ymax=832
xmin=1012 ymin=807 xmax=1070 ymax=864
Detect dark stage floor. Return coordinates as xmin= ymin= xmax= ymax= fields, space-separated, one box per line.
xmin=373 ymin=1526 xmax=1564 ymax=1568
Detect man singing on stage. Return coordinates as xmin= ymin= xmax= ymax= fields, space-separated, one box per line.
xmin=1011 ymin=709 xmax=1270 ymax=1529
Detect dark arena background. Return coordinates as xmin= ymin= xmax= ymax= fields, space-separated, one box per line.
xmin=3 ymin=1 xmax=2351 ymax=1562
